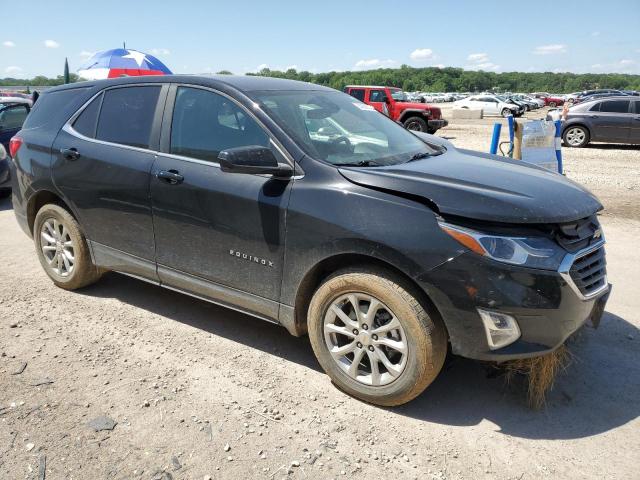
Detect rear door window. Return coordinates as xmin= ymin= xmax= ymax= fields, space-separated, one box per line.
xmin=589 ymin=103 xmax=601 ymax=112
xmin=348 ymin=89 xmax=365 ymax=102
xmin=635 ymin=101 xmax=640 ymax=114
xmin=96 ymin=86 xmax=161 ymax=149
xmin=72 ymin=93 xmax=103 ymax=138
xmin=599 ymin=100 xmax=630 ymax=114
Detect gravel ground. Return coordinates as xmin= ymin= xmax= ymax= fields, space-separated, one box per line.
xmin=0 ymin=113 xmax=639 ymax=480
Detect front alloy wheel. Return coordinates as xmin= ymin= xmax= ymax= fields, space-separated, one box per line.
xmin=308 ymin=268 xmax=447 ymax=406
xmin=563 ymin=126 xmax=590 ymax=147
xmin=323 ymin=293 xmax=408 ymax=386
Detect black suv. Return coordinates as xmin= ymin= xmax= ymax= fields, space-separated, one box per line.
xmin=11 ymin=76 xmax=610 ymax=406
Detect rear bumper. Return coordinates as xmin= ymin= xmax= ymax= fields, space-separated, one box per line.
xmin=428 ymin=119 xmax=448 ymax=130
xmin=420 ymin=250 xmax=610 ymax=362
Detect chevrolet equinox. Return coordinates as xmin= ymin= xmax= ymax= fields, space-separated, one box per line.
xmin=10 ymin=76 xmax=610 ymax=406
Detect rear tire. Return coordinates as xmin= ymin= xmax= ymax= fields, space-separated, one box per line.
xmin=307 ymin=267 xmax=447 ymax=406
xmin=34 ymin=204 xmax=103 ymax=290
xmin=403 ymin=116 xmax=428 ymax=132
xmin=549 ymin=101 xmax=557 ymax=108
xmin=501 ymin=108 xmax=512 ymax=117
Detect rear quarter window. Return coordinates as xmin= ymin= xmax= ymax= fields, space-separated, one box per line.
xmin=23 ymin=87 xmax=92 ymax=130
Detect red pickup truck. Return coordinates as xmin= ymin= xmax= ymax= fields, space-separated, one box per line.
xmin=343 ymin=85 xmax=448 ymax=133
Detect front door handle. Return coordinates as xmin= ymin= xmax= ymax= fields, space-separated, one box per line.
xmin=156 ymin=169 xmax=184 ymax=185
xmin=60 ymin=147 xmax=80 ymax=160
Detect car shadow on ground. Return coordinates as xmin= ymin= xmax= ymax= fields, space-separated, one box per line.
xmin=81 ymin=274 xmax=639 ymax=441
xmin=80 ymin=272 xmax=321 ymax=372
xmin=395 ymin=311 xmax=640 ymax=440
xmin=585 ymin=143 xmax=640 ymax=150
xmin=0 ymin=196 xmax=12 ymax=211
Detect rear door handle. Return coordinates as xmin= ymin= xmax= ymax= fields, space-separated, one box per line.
xmin=60 ymin=147 xmax=80 ymax=160
xmin=156 ymin=169 xmax=184 ymax=185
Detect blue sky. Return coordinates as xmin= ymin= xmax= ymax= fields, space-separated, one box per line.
xmin=1 ymin=0 xmax=639 ymax=78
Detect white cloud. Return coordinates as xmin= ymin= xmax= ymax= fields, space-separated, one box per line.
xmin=2 ymin=40 xmax=15 ymax=47
xmin=476 ymin=62 xmax=500 ymax=71
xmin=256 ymin=63 xmax=269 ymax=71
xmin=150 ymin=48 xmax=170 ymax=56
xmin=619 ymin=59 xmax=635 ymax=66
xmin=432 ymin=64 xmax=445 ymax=69
xmin=409 ymin=48 xmax=434 ymax=61
xmin=79 ymin=50 xmax=95 ymax=59
xmin=532 ymin=44 xmax=567 ymax=55
xmin=44 ymin=39 xmax=60 ymax=48
xmin=285 ymin=64 xmax=299 ymax=70
xmin=591 ymin=31 xmax=600 ymax=37
xmin=591 ymin=63 xmax=603 ymax=69
xmin=467 ymin=52 xmax=489 ymax=63
xmin=354 ymin=58 xmax=397 ymax=70
xmin=466 ymin=52 xmax=499 ymax=71
xmin=5 ymin=66 xmax=22 ymax=74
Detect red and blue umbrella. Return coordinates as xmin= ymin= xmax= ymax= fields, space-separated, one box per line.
xmin=78 ymin=48 xmax=172 ymax=80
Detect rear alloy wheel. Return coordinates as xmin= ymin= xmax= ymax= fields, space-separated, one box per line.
xmin=549 ymin=101 xmax=557 ymax=108
xmin=563 ymin=126 xmax=590 ymax=148
xmin=403 ymin=116 xmax=428 ymax=132
xmin=34 ymin=204 xmax=103 ymax=290
xmin=501 ymin=108 xmax=512 ymax=118
xmin=308 ymin=268 xmax=447 ymax=406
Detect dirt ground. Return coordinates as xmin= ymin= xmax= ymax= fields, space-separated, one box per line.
xmin=1 ymin=110 xmax=639 ymax=480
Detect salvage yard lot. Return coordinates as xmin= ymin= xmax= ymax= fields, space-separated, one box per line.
xmin=1 ymin=113 xmax=639 ymax=479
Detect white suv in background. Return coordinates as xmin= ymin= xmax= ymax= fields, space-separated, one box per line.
xmin=454 ymin=95 xmax=520 ymax=117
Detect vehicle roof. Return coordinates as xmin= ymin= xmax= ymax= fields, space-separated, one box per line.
xmin=44 ymin=74 xmax=336 ymax=95
xmin=0 ymin=97 xmax=31 ymax=104
xmin=571 ymin=95 xmax=635 ymax=109
xmin=344 ymin=85 xmax=397 ymax=89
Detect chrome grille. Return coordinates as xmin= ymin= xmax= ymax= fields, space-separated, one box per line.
xmin=569 ymin=246 xmax=607 ymax=297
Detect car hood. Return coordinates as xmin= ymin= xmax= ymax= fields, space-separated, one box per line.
xmin=338 ymin=146 xmax=602 ymax=224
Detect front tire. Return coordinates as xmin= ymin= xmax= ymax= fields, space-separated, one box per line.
xmin=501 ymin=108 xmax=512 ymax=118
xmin=549 ymin=101 xmax=557 ymax=108
xmin=34 ymin=204 xmax=103 ymax=290
xmin=403 ymin=116 xmax=428 ymax=132
xmin=307 ymin=268 xmax=447 ymax=406
xmin=563 ymin=125 xmax=590 ymax=148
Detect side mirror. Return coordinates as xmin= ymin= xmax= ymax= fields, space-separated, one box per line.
xmin=218 ymin=145 xmax=293 ymax=178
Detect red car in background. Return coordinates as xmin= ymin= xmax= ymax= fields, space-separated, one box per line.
xmin=542 ymin=96 xmax=565 ymax=107
xmin=532 ymin=92 xmax=564 ymax=107
xmin=343 ymin=85 xmax=448 ymax=133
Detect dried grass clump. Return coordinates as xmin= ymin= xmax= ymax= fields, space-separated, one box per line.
xmin=503 ymin=345 xmax=573 ymax=409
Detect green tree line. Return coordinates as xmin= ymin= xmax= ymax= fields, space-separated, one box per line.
xmin=246 ymin=65 xmax=640 ymax=93
xmin=2 ymin=66 xmax=639 ymax=93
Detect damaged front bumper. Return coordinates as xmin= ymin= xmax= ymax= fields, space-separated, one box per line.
xmin=419 ymin=249 xmax=610 ymax=362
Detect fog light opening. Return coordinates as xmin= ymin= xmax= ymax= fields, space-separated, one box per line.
xmin=477 ymin=308 xmax=521 ymax=350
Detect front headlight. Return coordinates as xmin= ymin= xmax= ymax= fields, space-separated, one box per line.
xmin=439 ymin=222 xmax=565 ymax=270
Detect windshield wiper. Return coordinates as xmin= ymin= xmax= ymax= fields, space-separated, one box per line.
xmin=332 ymin=160 xmax=382 ymax=167
xmin=406 ymin=152 xmax=433 ymax=162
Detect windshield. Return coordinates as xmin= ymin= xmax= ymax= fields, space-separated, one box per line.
xmin=389 ymin=88 xmax=409 ymax=101
xmin=250 ymin=90 xmax=438 ymax=166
